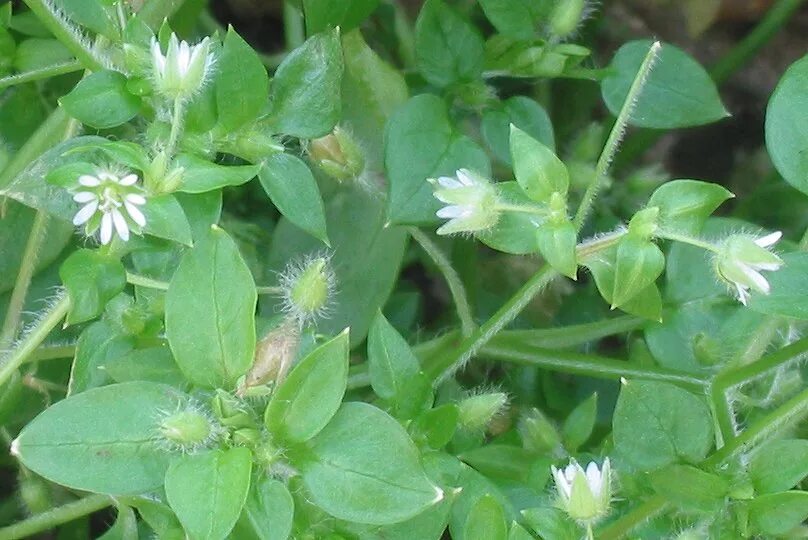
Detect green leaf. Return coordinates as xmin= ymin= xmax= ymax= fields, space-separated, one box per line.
xmin=265 ymin=183 xmax=408 ymax=345
xmin=215 ymin=27 xmax=269 ymax=133
xmin=385 ymin=94 xmax=490 ymax=224
xmin=601 ymin=40 xmax=728 ymax=129
xmin=536 ymin=220 xmax=577 ymax=279
xmin=298 ymin=402 xmax=443 ymax=525
xmin=748 ymin=252 xmax=808 ymax=320
xmin=126 ymin=498 xmax=185 ymax=540
xmin=649 ymin=464 xmax=728 ymax=512
xmin=412 ymin=404 xmax=458 ymax=450
xmin=165 ymin=448 xmax=252 ymax=540
xmin=258 ymin=153 xmax=328 ymax=244
xmin=481 ymin=96 xmax=554 ymax=165
xmin=104 ymin=345 xmax=186 ymax=387
xmin=341 ymin=29 xmax=408 ymax=167
xmin=367 ymin=311 xmax=421 ymax=402
xmin=232 ymin=477 xmax=294 ymax=540
xmin=748 ymin=491 xmax=808 ymax=536
xmin=750 ymin=439 xmax=808 ymax=494
xmin=304 ymin=0 xmax=379 ymax=34
xmin=265 ymin=330 xmax=349 ymax=443
xmin=13 ymin=382 xmax=186 ymax=495
xmin=509 ymin=125 xmax=568 ymax=203
xmin=175 ymin=154 xmax=260 ymax=193
xmin=508 ymin=523 xmax=535 ymax=540
xmin=97 ymin=505 xmax=138 ymax=540
xmin=458 ymin=445 xmax=534 ymax=483
xmin=648 ymin=179 xmax=733 ymax=236
xmin=463 ymin=495 xmax=508 ymax=540
xmin=267 ymin=29 xmax=343 ymax=138
xmin=69 ymin=320 xmax=134 ymax=395
xmin=613 ymin=380 xmax=713 ymax=470
xmin=415 ymin=0 xmax=484 ymax=88
xmin=61 ymin=70 xmax=142 ymax=129
xmin=165 ymin=226 xmax=257 ymax=388
xmin=14 ymin=38 xmax=72 ymax=72
xmin=765 ymin=53 xmax=808 ymax=195
xmin=142 ymin=194 xmax=193 ymax=246
xmin=477 ymin=0 xmax=547 ymax=39
xmin=611 ymin=236 xmax=665 ymax=308
xmin=60 ymin=249 xmax=126 ymax=325
xmin=561 ymin=393 xmax=597 ymax=451
xmin=476 ymin=182 xmax=539 ymax=255
xmin=521 ymin=507 xmax=578 ymax=540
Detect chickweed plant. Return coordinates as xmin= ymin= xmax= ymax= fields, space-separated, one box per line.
xmin=0 ymin=0 xmax=806 ymax=538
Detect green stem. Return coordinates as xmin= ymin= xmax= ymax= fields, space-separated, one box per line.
xmin=283 ymin=1 xmax=305 ymax=49
xmin=256 ymin=286 xmax=283 ymax=295
xmin=0 ymin=494 xmax=112 ymax=540
xmin=709 ymin=0 xmax=807 ymax=84
xmin=575 ymin=230 xmax=626 ymax=259
xmin=424 ymin=265 xmax=558 ymax=380
xmin=166 ymin=96 xmax=184 ymax=157
xmin=408 ymin=227 xmax=476 ymax=337
xmin=597 ymin=496 xmax=667 ymax=540
xmin=28 ymin=344 xmax=76 ymax=362
xmin=705 ymin=386 xmax=808 ymax=467
xmin=0 ymin=295 xmax=69 ymax=389
xmin=0 ymin=212 xmax=49 ymax=348
xmin=389 ymin=0 xmax=416 ymax=68
xmin=481 ymin=342 xmax=708 ymax=391
xmin=21 ymin=0 xmax=108 ymax=71
xmin=491 ymin=315 xmax=643 ymax=349
xmin=0 ymin=60 xmax=83 ymax=90
xmin=126 ymin=272 xmax=168 ymax=291
xmin=573 ymin=42 xmax=660 ymax=232
xmin=655 ymin=231 xmax=718 ymax=252
xmin=495 ymin=203 xmax=546 ymax=216
xmin=0 ymin=108 xmax=70 ymax=189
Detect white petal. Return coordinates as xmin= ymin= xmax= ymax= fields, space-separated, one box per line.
xmin=119 ymin=173 xmax=138 ymax=186
xmin=178 ymin=41 xmax=191 ymax=73
xmin=755 ymin=231 xmax=782 ymax=247
xmin=124 ymin=201 xmax=147 ymax=227
xmin=437 ymin=205 xmax=467 ymax=219
xmin=456 ymin=169 xmax=474 ymax=186
xmin=551 ymin=467 xmax=572 ymax=499
xmin=99 ymin=212 xmax=113 ymax=245
xmin=585 ymin=462 xmax=603 ymax=496
xmin=125 ymin=193 xmax=146 ymax=205
xmin=437 ymin=176 xmax=463 ymax=189
xmin=73 ymin=191 xmax=97 ymax=203
xmin=736 ymin=283 xmax=750 ymax=306
xmin=754 ymin=261 xmax=783 ymax=272
xmin=78 ymin=175 xmax=101 ymax=187
xmin=151 ymin=39 xmax=166 ymax=73
xmin=72 ymin=201 xmax=98 ymax=226
xmin=111 ymin=208 xmax=129 ymax=242
xmin=740 ymin=264 xmax=771 ymax=294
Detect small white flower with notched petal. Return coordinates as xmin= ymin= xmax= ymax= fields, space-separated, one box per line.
xmin=72 ymin=171 xmax=147 ymax=245
xmin=715 ymin=231 xmax=783 ymax=306
xmin=428 ymin=169 xmax=500 ymax=236
xmin=551 ymin=458 xmax=611 ymax=523
xmin=151 ymin=33 xmax=212 ymax=100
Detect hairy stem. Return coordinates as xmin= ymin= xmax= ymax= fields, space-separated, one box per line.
xmin=0 ymin=295 xmax=69 ymax=389
xmin=408 ymin=227 xmax=476 ymax=337
xmin=0 ymin=494 xmax=112 ymax=540
xmin=0 ymin=61 xmax=83 ymax=90
xmin=21 ymin=0 xmax=108 ymax=71
xmin=165 ymin=96 xmax=185 ymax=157
xmin=283 ymin=0 xmax=305 ymax=50
xmin=573 ymin=42 xmax=660 ymax=231
xmin=597 ymin=496 xmax=667 ymax=540
xmin=0 ymin=212 xmax=50 ymax=348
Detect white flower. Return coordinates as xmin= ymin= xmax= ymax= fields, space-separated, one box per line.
xmin=72 ymin=171 xmax=147 ymax=245
xmin=715 ymin=231 xmax=783 ymax=305
xmin=151 ymin=34 xmax=212 ymax=100
xmin=551 ymin=458 xmax=611 ymax=523
xmin=429 ymin=169 xmax=500 ymax=235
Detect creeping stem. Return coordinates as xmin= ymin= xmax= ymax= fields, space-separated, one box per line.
xmin=0 ymin=494 xmax=112 ymax=540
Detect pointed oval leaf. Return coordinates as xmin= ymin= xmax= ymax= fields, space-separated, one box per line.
xmin=216 ymin=28 xmax=269 ymax=133
xmin=648 ymin=179 xmax=733 ymax=236
xmin=509 ymin=125 xmax=568 ymax=203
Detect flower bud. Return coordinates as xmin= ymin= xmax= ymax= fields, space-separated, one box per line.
xmin=551 ymin=458 xmax=612 ymax=523
xmin=714 ymin=231 xmax=783 ymax=305
xmin=430 ymin=169 xmax=500 ymax=236
xmin=212 ymin=390 xmax=257 ymax=429
xmin=457 ymin=391 xmax=508 ymax=433
xmin=518 ymin=407 xmax=564 ymax=457
xmin=158 ymin=406 xmax=219 ymax=452
xmin=309 ymin=127 xmax=365 ymax=182
xmin=280 ymin=255 xmax=335 ymax=323
xmin=151 ymin=34 xmax=213 ymax=100
xmin=550 ymin=0 xmax=588 ymax=38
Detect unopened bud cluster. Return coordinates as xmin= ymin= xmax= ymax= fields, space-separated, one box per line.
xmin=151 ymin=34 xmax=213 ymax=101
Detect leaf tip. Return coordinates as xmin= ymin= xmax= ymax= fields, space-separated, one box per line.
xmin=9 ymin=437 xmax=19 ymax=457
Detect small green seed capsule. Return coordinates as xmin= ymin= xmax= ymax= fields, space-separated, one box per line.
xmin=518 ymin=407 xmax=564 ymax=456
xmin=281 ymin=256 xmax=335 ymax=323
